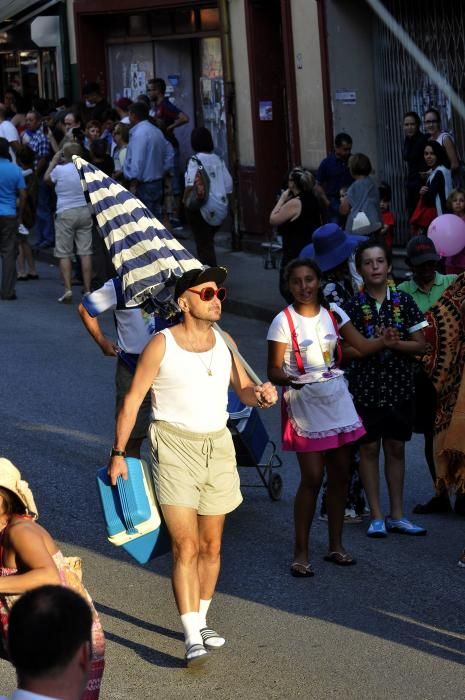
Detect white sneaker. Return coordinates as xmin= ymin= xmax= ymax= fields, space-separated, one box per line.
xmin=344 ymin=508 xmax=363 ymax=524
xmin=58 ymin=290 xmax=72 ymax=304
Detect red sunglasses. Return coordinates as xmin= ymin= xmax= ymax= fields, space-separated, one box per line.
xmin=188 ymin=286 xmax=227 ymax=302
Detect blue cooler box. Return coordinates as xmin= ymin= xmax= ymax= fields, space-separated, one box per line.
xmin=96 ymin=457 xmax=170 ymax=565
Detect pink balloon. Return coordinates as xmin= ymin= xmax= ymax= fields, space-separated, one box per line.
xmin=428 ymin=214 xmax=465 ymax=257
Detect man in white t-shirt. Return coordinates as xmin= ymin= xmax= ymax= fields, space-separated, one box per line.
xmin=107 ymin=267 xmax=277 ymax=667
xmin=0 ymin=103 xmax=20 ymax=161
xmin=78 ymin=276 xmax=178 ymax=458
xmin=44 ymin=142 xmax=93 ymax=302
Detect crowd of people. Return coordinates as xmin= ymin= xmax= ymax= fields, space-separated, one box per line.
xmin=0 ymin=78 xmax=233 ymax=304
xmin=1 ymin=91 xmax=465 ymax=694
xmin=273 ymin=111 xmax=465 ymax=302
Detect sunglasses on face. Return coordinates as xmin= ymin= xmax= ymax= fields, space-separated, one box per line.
xmin=424 ymin=120 xmax=438 ymax=125
xmin=188 ymin=286 xmax=227 ymax=302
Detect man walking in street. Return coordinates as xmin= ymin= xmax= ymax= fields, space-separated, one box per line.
xmin=78 ymin=276 xmax=178 ymax=458
xmin=108 ymin=267 xmax=278 ymax=667
xmin=24 ymin=110 xmax=54 ymax=249
xmin=2 ymin=586 xmax=92 ymax=700
xmin=315 ymin=132 xmax=354 ymax=224
xmin=123 ymin=101 xmax=167 ymax=219
xmin=0 ymin=137 xmax=26 ymax=301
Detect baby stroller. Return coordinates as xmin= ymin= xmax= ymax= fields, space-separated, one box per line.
xmin=227 ymin=390 xmax=283 ymax=500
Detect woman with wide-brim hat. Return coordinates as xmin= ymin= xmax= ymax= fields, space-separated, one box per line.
xmin=301 ymin=222 xmax=363 ymax=304
xmin=0 ymin=459 xmax=105 ymax=699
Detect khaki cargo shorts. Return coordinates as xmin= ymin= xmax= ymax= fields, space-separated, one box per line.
xmin=149 ymin=420 xmax=243 ymax=516
xmin=54 ymin=206 xmax=92 ymax=258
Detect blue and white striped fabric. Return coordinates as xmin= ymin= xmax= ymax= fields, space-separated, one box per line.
xmin=72 ymin=156 xmax=200 ymax=314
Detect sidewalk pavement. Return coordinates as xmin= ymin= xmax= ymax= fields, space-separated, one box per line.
xmin=36 ymin=227 xmax=284 ymax=324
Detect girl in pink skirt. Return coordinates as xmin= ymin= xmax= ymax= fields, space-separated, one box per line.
xmin=267 ymin=258 xmax=398 ymax=576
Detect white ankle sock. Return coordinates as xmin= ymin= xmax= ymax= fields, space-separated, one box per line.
xmin=198 ymin=598 xmax=212 ymax=629
xmin=180 ymin=612 xmax=203 ymax=649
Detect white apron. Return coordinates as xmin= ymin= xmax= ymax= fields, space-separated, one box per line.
xmin=284 ymin=374 xmax=362 ymax=439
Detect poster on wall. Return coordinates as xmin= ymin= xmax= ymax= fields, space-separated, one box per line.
xmin=137 ymin=71 xmax=145 ymax=93
xmin=259 ymin=100 xmax=273 ymax=121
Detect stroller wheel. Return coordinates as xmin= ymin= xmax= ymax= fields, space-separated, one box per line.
xmin=268 ymin=473 xmax=283 ymax=501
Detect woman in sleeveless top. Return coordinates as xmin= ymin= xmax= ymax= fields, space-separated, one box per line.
xmin=270 ymin=167 xmax=322 ymax=301
xmin=420 ymin=141 xmax=452 ymax=217
xmin=423 ymin=108 xmax=460 ymax=182
xmin=0 ymin=459 xmax=105 ymax=699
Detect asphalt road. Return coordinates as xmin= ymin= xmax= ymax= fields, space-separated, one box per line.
xmin=1 ymin=261 xmax=465 ymax=699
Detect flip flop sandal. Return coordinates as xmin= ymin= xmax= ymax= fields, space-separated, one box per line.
xmin=185 ymin=643 xmax=208 ymax=668
xmin=200 ymin=627 xmax=225 ymax=649
xmin=323 ymin=551 xmax=357 ymax=566
xmin=290 ymin=562 xmax=315 ymax=577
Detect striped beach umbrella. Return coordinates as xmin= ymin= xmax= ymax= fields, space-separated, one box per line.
xmin=73 ymin=156 xmax=200 ymax=316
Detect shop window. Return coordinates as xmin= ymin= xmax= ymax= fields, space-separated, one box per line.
xmin=199 ymin=9 xmax=220 ymax=32
xmin=174 ymin=9 xmax=195 ymax=34
xmin=151 ymin=10 xmax=172 ymax=36
xmin=128 ymin=15 xmax=147 ymax=36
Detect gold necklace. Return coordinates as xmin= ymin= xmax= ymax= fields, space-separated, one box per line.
xmin=186 ymin=333 xmax=215 ymax=376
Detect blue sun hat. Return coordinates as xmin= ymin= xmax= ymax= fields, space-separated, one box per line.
xmin=300 ymin=223 xmax=364 ymax=272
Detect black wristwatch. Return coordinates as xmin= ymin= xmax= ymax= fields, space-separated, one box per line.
xmin=110 ymin=447 xmax=126 ymax=458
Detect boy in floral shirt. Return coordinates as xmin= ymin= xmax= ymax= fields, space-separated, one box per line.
xmin=343 ymin=240 xmax=428 ymax=537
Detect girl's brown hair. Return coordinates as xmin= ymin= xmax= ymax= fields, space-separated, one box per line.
xmin=446 ymin=188 xmax=465 ymax=212
xmin=0 ymin=487 xmax=26 ymax=516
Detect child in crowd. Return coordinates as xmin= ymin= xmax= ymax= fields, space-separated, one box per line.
xmin=85 ymin=119 xmax=101 ymax=150
xmin=90 ymin=138 xmax=114 ymax=177
xmin=445 ymin=188 xmax=465 ymax=273
xmin=379 ymin=181 xmax=395 ymax=251
xmin=301 ymin=223 xmax=367 ymax=523
xmin=267 ymin=255 xmax=399 ymax=575
xmin=343 ymin=240 xmax=428 ymax=538
xmin=15 ymin=145 xmax=39 ymax=281
xmin=339 ymin=153 xmax=381 ymax=235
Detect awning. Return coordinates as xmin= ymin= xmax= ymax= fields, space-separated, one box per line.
xmin=0 ymin=0 xmax=62 ymax=28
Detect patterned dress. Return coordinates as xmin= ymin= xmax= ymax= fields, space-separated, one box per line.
xmin=0 ymin=521 xmax=105 ymax=699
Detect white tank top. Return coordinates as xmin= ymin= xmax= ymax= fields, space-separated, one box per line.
xmin=151 ymin=327 xmax=232 ymax=432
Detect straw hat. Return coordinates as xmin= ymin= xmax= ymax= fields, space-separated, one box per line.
xmin=0 ymin=459 xmax=38 ymax=518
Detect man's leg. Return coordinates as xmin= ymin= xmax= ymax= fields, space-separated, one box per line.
xmin=0 ymin=216 xmax=18 ymax=299
xmin=136 ymin=180 xmax=163 ymax=220
xmin=58 ymin=257 xmax=72 ymax=293
xmin=161 ymin=505 xmax=207 ymax=664
xmin=79 ymin=254 xmax=93 ymax=294
xmin=358 ymin=440 xmax=382 ymax=519
xmin=197 ymin=514 xmax=226 ymax=648
xmin=36 ymin=179 xmax=55 ymax=246
xmin=382 ymin=438 xmax=405 ymax=520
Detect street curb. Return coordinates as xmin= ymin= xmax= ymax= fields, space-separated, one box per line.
xmin=34 ymin=248 xmax=277 ymax=324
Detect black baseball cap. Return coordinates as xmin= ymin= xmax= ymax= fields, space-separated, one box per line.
xmin=174 ymin=266 xmax=227 ymax=301
xmin=406 ymin=235 xmax=440 ymax=266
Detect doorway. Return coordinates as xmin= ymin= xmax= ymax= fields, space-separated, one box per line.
xmin=240 ymin=0 xmax=295 ymax=234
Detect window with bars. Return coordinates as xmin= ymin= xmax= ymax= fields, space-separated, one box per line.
xmin=373 ymin=0 xmax=465 ymax=244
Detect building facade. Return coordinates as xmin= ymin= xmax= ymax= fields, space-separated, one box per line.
xmin=2 ymin=0 xmax=463 ymax=244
